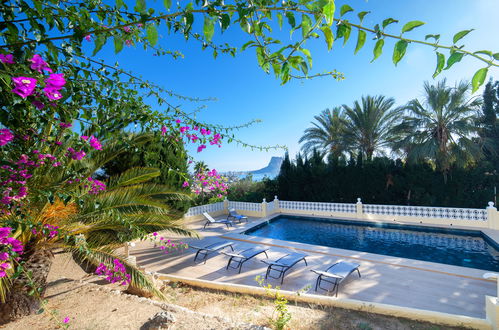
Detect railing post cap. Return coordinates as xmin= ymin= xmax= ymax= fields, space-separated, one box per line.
xmin=488 ymin=201 xmax=496 ymax=208
xmin=357 ymin=198 xmax=362 ymax=203
xmin=263 ymin=198 xmax=266 ymax=202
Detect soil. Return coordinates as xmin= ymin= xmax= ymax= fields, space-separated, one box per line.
xmin=3 ymin=252 xmax=472 ymax=330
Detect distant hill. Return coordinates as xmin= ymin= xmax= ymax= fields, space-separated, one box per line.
xmin=224 ymin=157 xmax=283 ymax=181
xmin=250 ymin=156 xmax=283 ymax=178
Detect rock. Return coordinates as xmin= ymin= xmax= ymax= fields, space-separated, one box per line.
xmin=140 ymin=311 xmax=176 ymax=330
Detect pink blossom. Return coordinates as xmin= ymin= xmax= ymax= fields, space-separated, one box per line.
xmin=85 ymin=35 xmax=92 ymax=41
xmin=125 ymin=40 xmax=132 ymax=46
xmin=182 ymin=181 xmax=189 ymax=187
xmin=63 ymin=317 xmax=70 ymax=324
xmin=43 ymin=87 xmax=63 ymax=100
xmin=0 ymin=129 xmax=14 ymax=146
xmin=80 ymin=135 xmax=89 ymax=141
xmin=59 ymin=122 xmax=72 ymax=129
xmin=89 ymin=136 xmax=103 ymax=150
xmin=175 ymin=119 xmax=181 ymax=124
xmin=161 ymin=126 xmax=168 ymax=136
xmin=197 ymin=144 xmax=206 ymax=153
xmin=0 ymin=54 xmax=14 ymax=64
xmin=29 ymin=54 xmax=52 ymax=73
xmin=179 ymin=126 xmax=189 ymax=133
xmin=12 ymin=77 xmax=37 ymax=98
xmin=123 ymin=26 xmax=131 ymax=33
xmin=45 ymin=73 xmax=66 ymax=89
xmin=32 ymin=100 xmax=45 ymax=110
xmin=0 ymin=252 xmax=8 ymax=261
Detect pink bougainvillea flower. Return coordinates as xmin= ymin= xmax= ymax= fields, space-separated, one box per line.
xmin=179 ymin=126 xmax=189 ymax=133
xmin=137 ymin=23 xmax=143 ymax=28
xmin=182 ymin=181 xmax=189 ymax=187
xmin=59 ymin=122 xmax=72 ymax=129
xmin=45 ymin=73 xmax=66 ymax=89
xmin=63 ymin=317 xmax=70 ymax=324
xmin=160 ymin=126 xmax=168 ymax=136
xmin=125 ymin=40 xmax=132 ymax=46
xmin=71 ymin=150 xmax=86 ymax=160
xmin=89 ymin=136 xmax=103 ymax=150
xmin=12 ymin=77 xmax=37 ymax=98
xmin=43 ymin=87 xmax=63 ymax=100
xmin=0 ymin=54 xmax=14 ymax=64
xmin=85 ymin=34 xmax=92 ymax=41
xmin=32 ymin=100 xmax=45 ymax=110
xmin=29 ymin=54 xmax=52 ymax=73
xmin=0 ymin=129 xmax=14 ymax=146
xmin=197 ymin=144 xmax=206 ymax=153
xmin=123 ymin=26 xmax=131 ymax=33
xmin=153 ymin=232 xmax=158 ymax=236
xmin=0 ymin=252 xmax=8 ymax=261
xmin=175 ymin=119 xmax=181 ymax=124
xmin=80 ymin=135 xmax=89 ymax=141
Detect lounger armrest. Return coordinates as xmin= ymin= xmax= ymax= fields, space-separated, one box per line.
xmin=222 ymin=252 xmax=244 ymax=258
xmin=261 ymin=260 xmax=287 ymax=267
xmin=310 ymin=269 xmax=344 ymax=279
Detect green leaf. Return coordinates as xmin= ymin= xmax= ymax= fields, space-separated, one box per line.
xmin=473 ymin=50 xmax=493 ymax=57
xmin=321 ymin=25 xmax=334 ymax=51
xmin=146 ymin=24 xmax=158 ymax=46
xmin=357 ymin=11 xmax=369 ymax=23
xmin=323 ymin=0 xmax=335 ymax=26
xmin=425 ymin=34 xmax=440 ymax=41
xmin=401 ymin=20 xmax=425 ymax=33
xmin=382 ymin=18 xmax=398 ymax=29
xmin=432 ymin=52 xmax=445 ymax=78
xmin=494 ymin=53 xmax=499 ymax=60
xmin=300 ymin=48 xmax=312 ymax=68
xmin=371 ymin=39 xmax=384 ymax=62
xmin=472 ymin=67 xmax=488 ymax=93
xmin=221 ymin=14 xmax=230 ymax=32
xmin=392 ymin=40 xmax=408 ymax=66
xmin=116 ymin=0 xmax=124 ymax=9
xmin=340 ymin=4 xmax=353 ymax=16
xmin=453 ymin=29 xmax=474 ymax=44
xmin=286 ymin=12 xmax=296 ymax=28
xmin=444 ymin=52 xmax=464 ymax=70
xmin=163 ymin=0 xmax=171 ymax=10
xmin=277 ymin=12 xmax=283 ymax=29
xmin=92 ymin=35 xmax=106 ymax=56
xmin=134 ymin=0 xmax=146 ymax=13
xmin=203 ymin=16 xmax=215 ymax=42
xmin=301 ymin=14 xmax=312 ymax=38
xmin=114 ymin=36 xmax=124 ymax=54
xmin=354 ymin=30 xmax=366 ymax=54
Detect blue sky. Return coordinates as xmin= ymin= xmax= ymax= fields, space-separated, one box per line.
xmin=98 ymin=0 xmax=499 ymax=172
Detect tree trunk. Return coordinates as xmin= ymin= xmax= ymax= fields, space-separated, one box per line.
xmin=0 ymin=248 xmax=54 ymax=325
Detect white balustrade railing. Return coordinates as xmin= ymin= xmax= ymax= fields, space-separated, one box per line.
xmin=362 ymin=204 xmax=487 ymax=221
xmin=184 ymin=198 xmax=497 ymax=229
xmin=266 ymin=201 xmax=275 ymax=213
xmin=184 ymin=202 xmax=224 ymax=217
xmin=228 ymin=201 xmax=262 ymax=212
xmin=280 ymin=200 xmax=357 ymax=213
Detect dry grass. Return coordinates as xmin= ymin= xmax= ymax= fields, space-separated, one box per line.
xmin=160 ymin=282 xmax=470 ymax=330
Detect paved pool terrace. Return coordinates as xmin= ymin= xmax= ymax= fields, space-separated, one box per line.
xmin=130 ymin=214 xmax=499 ymax=319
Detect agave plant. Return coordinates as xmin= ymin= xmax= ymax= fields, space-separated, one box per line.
xmin=0 ymin=134 xmax=194 ymax=323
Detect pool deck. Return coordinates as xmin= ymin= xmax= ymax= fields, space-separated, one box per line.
xmin=131 ymin=215 xmax=498 ymax=319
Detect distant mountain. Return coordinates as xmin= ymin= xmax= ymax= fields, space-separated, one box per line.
xmin=250 ymin=156 xmax=283 ymax=178
xmin=223 ymin=157 xmax=283 ymax=181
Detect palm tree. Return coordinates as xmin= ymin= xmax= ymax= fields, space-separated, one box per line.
xmin=341 ymin=95 xmax=402 ymax=161
xmin=0 ymin=136 xmax=194 ymax=322
xmin=392 ymin=80 xmax=482 ymax=176
xmin=299 ymin=107 xmax=347 ymax=160
xmin=194 ymin=161 xmax=208 ymax=174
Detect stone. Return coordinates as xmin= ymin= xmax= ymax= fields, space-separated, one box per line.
xmin=140 ymin=311 xmax=176 ymax=330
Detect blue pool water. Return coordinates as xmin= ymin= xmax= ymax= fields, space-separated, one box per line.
xmin=244 ymin=215 xmax=499 ymax=271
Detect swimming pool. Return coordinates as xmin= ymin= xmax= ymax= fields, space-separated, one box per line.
xmin=243 ymin=215 xmax=499 ymax=271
